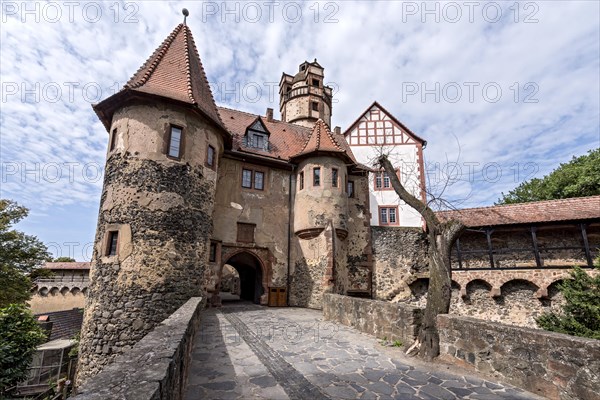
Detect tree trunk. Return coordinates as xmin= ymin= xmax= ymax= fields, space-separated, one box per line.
xmin=378 ymin=155 xmax=465 ymax=360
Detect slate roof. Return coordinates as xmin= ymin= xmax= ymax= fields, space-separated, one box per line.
xmin=36 ymin=308 xmax=84 ymax=342
xmin=43 ymin=262 xmax=91 ymax=270
xmin=436 ymin=195 xmax=600 ymax=227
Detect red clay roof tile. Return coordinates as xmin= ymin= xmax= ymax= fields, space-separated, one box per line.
xmin=436 ymin=195 xmax=600 ymax=227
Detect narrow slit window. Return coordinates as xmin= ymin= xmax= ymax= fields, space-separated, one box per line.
xmin=168 ymin=126 xmax=182 ymax=158
xmin=110 ymin=129 xmax=117 ymax=151
xmin=347 ymin=181 xmax=354 ymax=198
xmin=331 ymin=168 xmax=338 ymax=188
xmin=107 ymin=231 xmax=119 ymax=256
xmin=299 ymin=171 xmax=304 ymax=190
xmin=209 ymin=242 xmax=217 ymax=262
xmin=313 ymin=167 xmax=321 ymax=186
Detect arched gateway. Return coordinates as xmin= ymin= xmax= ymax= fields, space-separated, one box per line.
xmin=219 ymin=249 xmax=270 ymax=305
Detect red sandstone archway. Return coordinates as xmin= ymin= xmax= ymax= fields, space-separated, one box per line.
xmin=219 ymin=248 xmax=271 ymax=305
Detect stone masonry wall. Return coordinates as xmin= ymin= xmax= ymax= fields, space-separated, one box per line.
xmin=438 ymin=314 xmax=600 ymax=400
xmin=371 ymin=226 xmax=429 ymax=301
xmin=73 ymin=297 xmax=203 ymax=400
xmin=322 ymin=294 xmax=422 ymax=351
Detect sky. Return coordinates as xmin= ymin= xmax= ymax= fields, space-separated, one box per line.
xmin=1 ymin=1 xmax=599 ymax=260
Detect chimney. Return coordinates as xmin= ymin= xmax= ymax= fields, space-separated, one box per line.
xmin=266 ymin=108 xmax=274 ymax=122
xmin=334 ymin=126 xmax=341 ymax=135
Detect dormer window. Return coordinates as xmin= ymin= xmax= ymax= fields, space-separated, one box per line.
xmin=244 ymin=118 xmax=270 ymax=151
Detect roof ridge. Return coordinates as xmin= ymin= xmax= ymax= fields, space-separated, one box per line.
xmin=126 ymin=24 xmax=183 ymax=89
xmin=182 ymin=25 xmax=195 ymax=104
xmin=436 ymin=194 xmax=600 ymax=214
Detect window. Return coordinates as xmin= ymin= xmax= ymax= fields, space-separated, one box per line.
xmin=254 ymin=134 xmax=264 ymax=149
xmin=242 ymin=168 xmax=265 ymax=190
xmin=209 ymin=242 xmax=217 ymax=262
xmin=312 ymin=102 xmax=319 ymax=112
xmin=110 ymin=129 xmax=117 ymax=151
xmin=237 ymin=223 xmax=255 ymax=243
xmin=379 ymin=207 xmax=399 ymax=226
xmin=299 ymin=171 xmax=304 ymax=190
xmin=242 ymin=169 xmax=253 ymax=188
xmin=313 ymin=167 xmax=321 ymax=186
xmin=106 ymin=231 xmax=119 ymax=256
xmin=374 ymin=170 xmax=398 ymax=190
xmin=312 ymin=79 xmax=320 ymax=87
xmin=206 ymin=145 xmax=215 ymax=167
xmin=168 ymin=126 xmax=183 ymax=159
xmin=331 ymin=168 xmax=338 ymax=188
xmin=347 ymin=181 xmax=355 ymax=198
xmin=254 ymin=171 xmax=264 ymax=190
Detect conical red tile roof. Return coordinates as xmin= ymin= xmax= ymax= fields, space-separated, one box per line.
xmin=125 ymin=23 xmax=223 ymax=127
xmin=94 ymin=23 xmax=227 ymax=136
xmin=292 ymin=119 xmax=354 ymax=162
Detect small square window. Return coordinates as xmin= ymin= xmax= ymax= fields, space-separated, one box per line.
xmin=254 ymin=171 xmax=264 ymax=190
xmin=299 ymin=171 xmax=304 ymax=190
xmin=106 ymin=231 xmax=119 ymax=256
xmin=312 ymin=102 xmax=319 ymax=112
xmin=242 ymin=169 xmax=252 ymax=188
xmin=313 ymin=167 xmax=321 ymax=186
xmin=331 ymin=168 xmax=338 ymax=188
xmin=168 ymin=126 xmax=183 ymax=158
xmin=207 ymin=145 xmax=215 ymax=167
xmin=312 ymin=79 xmax=320 ymax=87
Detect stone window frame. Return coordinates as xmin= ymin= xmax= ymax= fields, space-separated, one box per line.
xmin=99 ymin=224 xmax=132 ymax=263
xmin=106 ymin=230 xmax=119 ymax=256
xmin=313 ymin=167 xmax=321 ymax=186
xmin=311 ymin=101 xmax=319 ymax=112
xmin=373 ymin=169 xmax=399 ymax=191
xmin=312 ymin=78 xmax=320 ymax=87
xmin=379 ymin=206 xmax=399 ymax=226
xmin=209 ymin=241 xmax=217 ymax=262
xmin=206 ymin=144 xmax=216 ymax=169
xmin=241 ymin=165 xmax=268 ymax=192
xmin=109 ymin=128 xmax=117 ymax=152
xmin=165 ymin=124 xmax=185 ymax=160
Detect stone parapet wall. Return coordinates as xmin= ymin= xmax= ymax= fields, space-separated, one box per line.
xmin=73 ymin=297 xmax=203 ymax=400
xmin=437 ymin=314 xmax=600 ymax=400
xmin=322 ymin=294 xmax=422 ymax=349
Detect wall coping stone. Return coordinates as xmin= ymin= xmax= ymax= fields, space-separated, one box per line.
xmin=72 ymin=297 xmax=204 ymax=400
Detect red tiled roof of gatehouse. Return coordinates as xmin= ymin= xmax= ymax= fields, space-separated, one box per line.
xmin=43 ymin=262 xmax=91 ymax=270
xmin=292 ymin=119 xmax=353 ymax=161
xmin=436 ymin=195 xmax=600 ymax=227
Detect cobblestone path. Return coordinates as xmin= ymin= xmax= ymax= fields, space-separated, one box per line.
xmin=183 ymin=303 xmax=542 ymax=400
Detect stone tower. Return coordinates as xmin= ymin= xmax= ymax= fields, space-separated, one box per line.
xmin=289 ymin=120 xmax=355 ymax=306
xmin=76 ymin=23 xmax=231 ymax=381
xmin=279 ymin=60 xmax=333 ymax=128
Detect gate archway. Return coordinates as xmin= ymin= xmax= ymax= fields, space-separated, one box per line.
xmin=221 ymin=251 xmax=267 ymax=305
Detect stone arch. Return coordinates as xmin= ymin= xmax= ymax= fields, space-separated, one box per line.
xmin=60 ymin=287 xmax=70 ymax=296
xmin=408 ymin=278 xmax=429 ymax=307
xmin=82 ymin=287 xmax=88 ymax=295
xmin=72 ymin=287 xmax=81 ymax=296
xmin=465 ymin=279 xmax=492 ymax=296
xmin=500 ymin=279 xmax=539 ymax=296
xmin=50 ymin=287 xmax=59 ymax=296
xmin=221 ymin=250 xmax=268 ymax=305
xmin=542 ymin=279 xmax=566 ymax=311
xmin=39 ymin=287 xmax=49 ymax=297
xmin=498 ymin=279 xmax=542 ymax=326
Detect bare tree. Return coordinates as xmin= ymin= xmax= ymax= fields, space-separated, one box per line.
xmin=378 ymin=154 xmax=465 ymax=360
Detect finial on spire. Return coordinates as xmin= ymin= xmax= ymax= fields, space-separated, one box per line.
xmin=182 ymin=8 xmax=189 ymax=25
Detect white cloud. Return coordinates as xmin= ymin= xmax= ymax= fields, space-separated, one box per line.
xmin=1 ymin=0 xmax=598 ymax=249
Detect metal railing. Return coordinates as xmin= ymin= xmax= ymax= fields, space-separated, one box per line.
xmin=35 ymin=276 xmax=90 ymax=284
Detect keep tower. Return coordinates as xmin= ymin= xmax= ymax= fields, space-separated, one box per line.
xmin=77 ymin=22 xmax=231 ymax=381
xmin=279 ymin=60 xmax=333 ymax=128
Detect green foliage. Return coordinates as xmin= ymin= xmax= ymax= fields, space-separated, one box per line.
xmin=68 ymin=331 xmax=80 ymax=358
xmin=497 ymin=148 xmax=600 ymax=204
xmin=0 ymin=199 xmax=50 ymax=307
xmin=536 ymin=260 xmax=600 ymax=340
xmin=0 ymin=304 xmax=46 ymax=394
xmin=53 ymin=257 xmax=75 ymax=262
xmin=392 ymin=340 xmax=403 ymax=347
xmin=28 ymin=268 xmax=55 ymax=282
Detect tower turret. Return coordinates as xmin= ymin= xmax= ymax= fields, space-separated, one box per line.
xmin=77 ymin=22 xmax=231 ymax=382
xmin=279 ymin=60 xmax=333 ymax=128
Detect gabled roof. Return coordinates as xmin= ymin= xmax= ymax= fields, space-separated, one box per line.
xmin=246 ymin=116 xmax=271 ymax=136
xmin=436 ymin=195 xmax=600 ymax=227
xmin=291 ymin=119 xmax=357 ymax=164
xmin=343 ymin=101 xmax=426 ymax=145
xmin=93 ymin=23 xmax=228 ymax=141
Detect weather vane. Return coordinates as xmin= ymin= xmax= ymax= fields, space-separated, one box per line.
xmin=182 ymin=8 xmax=189 ymax=25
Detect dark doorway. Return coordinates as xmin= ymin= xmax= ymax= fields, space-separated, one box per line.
xmin=224 ymin=252 xmax=264 ymax=304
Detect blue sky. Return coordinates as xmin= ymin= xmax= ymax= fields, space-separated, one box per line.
xmin=1 ymin=1 xmax=599 ymax=260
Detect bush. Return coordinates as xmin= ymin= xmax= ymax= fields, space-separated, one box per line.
xmin=536 ymin=260 xmax=600 ymax=340
xmin=0 ymin=304 xmax=46 ymax=394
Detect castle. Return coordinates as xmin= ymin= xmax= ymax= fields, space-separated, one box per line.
xmin=77 ymin=21 xmax=426 ymax=379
